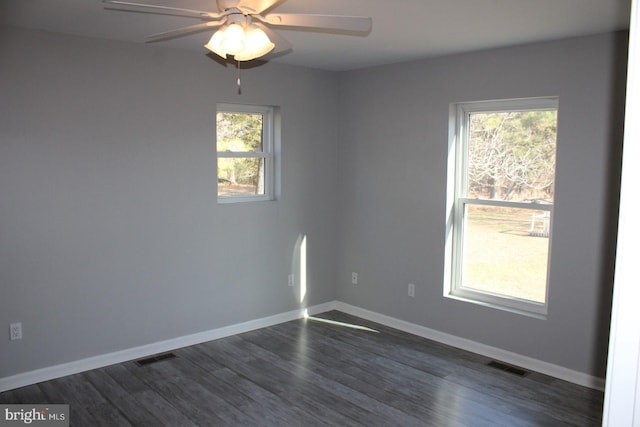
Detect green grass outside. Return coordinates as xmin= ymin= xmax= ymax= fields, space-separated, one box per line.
xmin=462 ymin=205 xmax=549 ymax=303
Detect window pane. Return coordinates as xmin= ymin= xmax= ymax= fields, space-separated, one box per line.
xmin=216 ymin=112 xmax=263 ymax=152
xmin=218 ymin=157 xmax=265 ymax=197
xmin=461 ymin=204 xmax=549 ymax=303
xmin=466 ymin=110 xmax=557 ymax=203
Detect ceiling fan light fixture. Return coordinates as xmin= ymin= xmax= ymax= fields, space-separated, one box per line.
xmin=234 ymin=25 xmax=274 ymax=61
xmin=220 ymin=23 xmax=246 ymax=53
xmin=204 ymin=23 xmax=245 ymax=58
xmin=204 ymin=30 xmax=228 ymax=58
xmin=205 ymin=21 xmax=274 ymax=61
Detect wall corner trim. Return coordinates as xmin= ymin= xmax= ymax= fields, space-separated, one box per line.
xmin=0 ymin=300 xmax=603 ymax=393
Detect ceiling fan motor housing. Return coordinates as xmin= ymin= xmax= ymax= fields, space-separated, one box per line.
xmin=217 ymin=0 xmax=243 ymax=12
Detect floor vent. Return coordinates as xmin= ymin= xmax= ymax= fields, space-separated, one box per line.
xmin=135 ymin=352 xmax=177 ymax=367
xmin=487 ymin=360 xmax=530 ymax=377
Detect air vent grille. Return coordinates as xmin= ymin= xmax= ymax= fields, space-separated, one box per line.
xmin=135 ymin=352 xmax=177 ymax=366
xmin=487 ymin=360 xmax=530 ymax=377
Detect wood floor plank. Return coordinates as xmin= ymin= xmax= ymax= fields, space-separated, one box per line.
xmin=212 ymin=368 xmax=327 ymax=426
xmin=350 ymin=355 xmax=559 ymax=427
xmin=0 ymin=310 xmax=604 ymax=426
xmin=83 ymin=369 xmax=163 ymax=427
xmin=84 ymin=401 xmax=134 ymax=427
xmin=102 ymin=363 xmax=152 ymax=395
xmin=131 ymin=357 xmax=256 ymax=426
xmin=234 ymin=336 xmax=430 ymax=426
xmin=0 ymin=383 xmax=48 ymax=404
xmin=129 ymin=389 xmax=198 ymax=427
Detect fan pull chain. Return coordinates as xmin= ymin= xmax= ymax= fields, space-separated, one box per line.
xmin=236 ymin=60 xmax=242 ymax=95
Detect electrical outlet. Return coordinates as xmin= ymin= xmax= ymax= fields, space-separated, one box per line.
xmin=288 ymin=274 xmax=294 ymax=287
xmin=10 ymin=322 xmax=22 ymax=340
xmin=408 ymin=283 xmax=415 ymax=297
xmin=351 ymin=272 xmax=358 ymax=285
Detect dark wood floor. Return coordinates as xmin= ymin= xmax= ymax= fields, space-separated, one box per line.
xmin=1 ymin=311 xmax=603 ymax=426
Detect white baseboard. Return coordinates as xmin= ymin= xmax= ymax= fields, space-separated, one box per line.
xmin=0 ymin=300 xmax=604 ymax=393
xmin=334 ymin=301 xmax=606 ymax=391
xmin=0 ymin=302 xmax=335 ymax=393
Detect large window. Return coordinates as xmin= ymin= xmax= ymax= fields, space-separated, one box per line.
xmin=216 ymin=104 xmax=275 ymax=203
xmin=445 ymin=97 xmax=558 ymax=316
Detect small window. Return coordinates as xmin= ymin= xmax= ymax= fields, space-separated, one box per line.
xmin=216 ymin=104 xmax=275 ymax=203
xmin=445 ymin=97 xmax=558 ymax=317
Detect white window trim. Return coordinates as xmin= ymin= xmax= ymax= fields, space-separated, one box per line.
xmin=444 ymin=97 xmax=559 ymax=318
xmin=216 ymin=103 xmax=275 ymax=204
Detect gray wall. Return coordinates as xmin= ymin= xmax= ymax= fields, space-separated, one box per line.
xmin=336 ymin=32 xmax=627 ymax=378
xmin=0 ymin=26 xmax=627 ymax=380
xmin=0 ymin=26 xmax=339 ymax=377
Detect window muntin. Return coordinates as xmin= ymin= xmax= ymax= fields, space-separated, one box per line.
xmin=216 ymin=104 xmax=274 ymax=203
xmin=446 ymin=97 xmax=558 ymax=316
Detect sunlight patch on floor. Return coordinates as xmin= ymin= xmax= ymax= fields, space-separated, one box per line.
xmin=302 ymin=310 xmax=379 ymax=333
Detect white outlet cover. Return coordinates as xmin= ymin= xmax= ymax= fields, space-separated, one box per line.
xmin=10 ymin=322 xmax=22 ymax=340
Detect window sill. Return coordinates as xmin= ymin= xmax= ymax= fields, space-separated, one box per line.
xmin=217 ymin=195 xmax=274 ymax=204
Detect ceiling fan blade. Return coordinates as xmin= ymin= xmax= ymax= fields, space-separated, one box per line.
xmin=146 ymin=21 xmax=223 ymax=42
xmin=254 ymin=22 xmax=292 ymax=53
xmin=237 ymin=0 xmax=286 ymax=15
xmin=102 ymin=0 xmax=223 ymax=20
xmin=263 ymin=13 xmax=372 ymax=33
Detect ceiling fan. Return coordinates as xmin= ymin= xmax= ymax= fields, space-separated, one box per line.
xmin=103 ymin=0 xmax=372 ymax=62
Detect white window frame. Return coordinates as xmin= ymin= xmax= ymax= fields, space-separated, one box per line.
xmin=216 ymin=103 xmax=275 ymax=203
xmin=444 ymin=97 xmax=559 ymax=318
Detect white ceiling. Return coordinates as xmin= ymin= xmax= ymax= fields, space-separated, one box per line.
xmin=1 ymin=0 xmax=631 ymax=71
